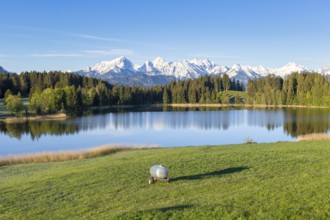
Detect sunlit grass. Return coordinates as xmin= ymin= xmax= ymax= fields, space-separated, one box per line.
xmin=3 ymin=113 xmax=68 ymax=123
xmin=0 ymin=98 xmax=8 ymax=115
xmin=297 ymin=133 xmax=330 ymax=141
xmin=0 ymin=141 xmax=329 ymax=219
xmin=226 ymin=90 xmax=247 ymax=98
xmin=0 ymin=98 xmax=29 ymax=118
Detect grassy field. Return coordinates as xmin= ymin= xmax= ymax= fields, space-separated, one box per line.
xmin=226 ymin=90 xmax=247 ymax=100
xmin=0 ymin=98 xmax=8 ymax=116
xmin=0 ymin=141 xmax=329 ymax=219
xmin=0 ymin=98 xmax=29 ymax=118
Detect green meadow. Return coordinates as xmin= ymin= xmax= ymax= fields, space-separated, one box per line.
xmin=0 ymin=141 xmax=329 ymax=219
xmin=0 ymin=98 xmax=29 ymax=119
xmin=0 ymin=99 xmax=8 ymax=117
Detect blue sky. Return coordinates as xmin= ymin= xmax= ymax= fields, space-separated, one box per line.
xmin=1 ymin=0 xmax=330 ymax=72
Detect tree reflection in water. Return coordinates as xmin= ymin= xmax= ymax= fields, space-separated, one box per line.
xmin=0 ymin=107 xmax=329 ymax=140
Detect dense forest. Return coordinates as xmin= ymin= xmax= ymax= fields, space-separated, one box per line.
xmin=0 ymin=71 xmax=163 ymax=114
xmin=0 ymin=72 xmax=243 ymax=114
xmin=162 ymin=74 xmax=244 ymax=104
xmin=0 ymin=70 xmax=329 ymax=115
xmin=246 ymin=72 xmax=330 ymax=106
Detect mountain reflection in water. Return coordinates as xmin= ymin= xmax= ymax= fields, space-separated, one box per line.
xmin=2 ymin=108 xmax=330 ymax=139
xmin=1 ymin=107 xmax=330 ymax=155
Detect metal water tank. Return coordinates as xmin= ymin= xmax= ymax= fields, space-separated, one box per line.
xmin=150 ymin=164 xmax=168 ymax=179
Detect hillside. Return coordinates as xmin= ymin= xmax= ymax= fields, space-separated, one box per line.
xmin=1 ymin=141 xmax=329 ymax=219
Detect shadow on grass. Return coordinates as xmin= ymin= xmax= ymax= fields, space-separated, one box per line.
xmin=154 ymin=205 xmax=194 ymax=212
xmin=119 ymin=205 xmax=194 ymax=219
xmin=171 ymin=166 xmax=248 ymax=182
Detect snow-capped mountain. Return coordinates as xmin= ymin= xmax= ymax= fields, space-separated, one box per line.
xmin=76 ymin=56 xmax=137 ymax=79
xmin=272 ymin=62 xmax=309 ymax=77
xmin=136 ymin=60 xmax=160 ymax=75
xmin=76 ymin=57 xmax=328 ymax=87
xmin=190 ymin=59 xmax=229 ymax=75
xmin=136 ymin=58 xmax=214 ymax=79
xmin=316 ymin=65 xmax=330 ymax=75
xmin=152 ymin=57 xmax=169 ymax=69
xmin=225 ymin=62 xmax=309 ymax=83
xmin=0 ymin=65 xmax=11 ymax=74
xmin=226 ymin=64 xmax=261 ymax=83
xmin=190 ymin=59 xmax=217 ymax=72
xmin=77 ymin=57 xmax=176 ymax=87
xmin=93 ymin=56 xmax=134 ymax=74
xmin=160 ymin=60 xmax=208 ymax=79
xmin=251 ymin=65 xmax=273 ymax=77
xmin=2 ymin=58 xmax=327 ymax=87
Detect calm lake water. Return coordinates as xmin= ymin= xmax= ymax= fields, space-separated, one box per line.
xmin=1 ymin=107 xmax=330 ymax=156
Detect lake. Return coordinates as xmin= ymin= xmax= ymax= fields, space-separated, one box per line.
xmin=1 ymin=107 xmax=330 ymax=156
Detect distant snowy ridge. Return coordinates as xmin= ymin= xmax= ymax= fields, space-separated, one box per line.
xmin=272 ymin=62 xmax=309 ymax=78
xmin=77 ymin=56 xmax=322 ymax=86
xmin=1 ymin=57 xmax=329 ymax=87
xmin=316 ymin=65 xmax=330 ymax=75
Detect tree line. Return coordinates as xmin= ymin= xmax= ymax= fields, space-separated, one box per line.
xmin=1 ymin=70 xmax=329 ymax=115
xmin=0 ymin=71 xmax=163 ymax=114
xmin=1 ymin=71 xmax=244 ymax=115
xmin=162 ymin=74 xmax=244 ymax=104
xmin=246 ymin=72 xmax=330 ymax=106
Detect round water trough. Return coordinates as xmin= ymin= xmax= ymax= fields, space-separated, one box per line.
xmin=149 ymin=165 xmax=170 ymax=184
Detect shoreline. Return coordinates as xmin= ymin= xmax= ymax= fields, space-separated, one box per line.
xmin=1 ymin=103 xmax=329 ymax=123
xmin=0 ymin=145 xmax=158 ymax=166
xmin=166 ymin=103 xmax=330 ymax=109
xmin=2 ymin=113 xmax=68 ymax=124
xmin=1 ymin=135 xmax=330 ymax=165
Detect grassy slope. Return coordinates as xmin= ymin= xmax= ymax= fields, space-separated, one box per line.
xmin=226 ymin=90 xmax=247 ymax=98
xmin=0 ymin=141 xmax=329 ymax=219
xmin=0 ymin=98 xmax=29 ymax=118
xmin=0 ymin=99 xmax=8 ymax=116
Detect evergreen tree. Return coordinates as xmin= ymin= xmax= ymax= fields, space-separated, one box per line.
xmin=162 ymin=88 xmax=169 ymax=104
xmin=222 ymin=74 xmax=230 ymax=91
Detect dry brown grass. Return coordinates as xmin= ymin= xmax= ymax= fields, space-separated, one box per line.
xmin=168 ymin=103 xmax=330 ymax=109
xmin=297 ymin=133 xmax=330 ymax=142
xmin=0 ymin=145 xmax=158 ymax=166
xmin=3 ymin=113 xmax=68 ymax=124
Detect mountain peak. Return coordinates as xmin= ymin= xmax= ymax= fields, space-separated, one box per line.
xmin=283 ymin=62 xmax=302 ymax=68
xmin=137 ymin=60 xmax=158 ymax=73
xmin=280 ymin=62 xmax=307 ymax=70
xmin=272 ymin=62 xmax=308 ymax=77
xmin=231 ymin=64 xmax=242 ymax=70
xmin=86 ymin=56 xmax=134 ymax=74
xmin=152 ymin=57 xmax=168 ymax=69
xmin=190 ymin=58 xmax=213 ymax=65
xmin=115 ymin=56 xmax=128 ymax=62
xmin=112 ymin=56 xmax=132 ymax=67
xmin=153 ymin=57 xmax=166 ymax=63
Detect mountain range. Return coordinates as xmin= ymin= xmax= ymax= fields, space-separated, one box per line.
xmin=76 ymin=57 xmax=330 ymax=86
xmin=2 ymin=58 xmax=330 ymax=87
